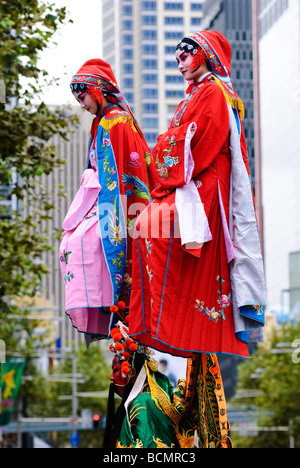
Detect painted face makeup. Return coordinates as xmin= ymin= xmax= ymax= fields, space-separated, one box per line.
xmin=73 ymin=91 xmax=98 ymax=115
xmin=175 ymin=49 xmax=205 ymax=82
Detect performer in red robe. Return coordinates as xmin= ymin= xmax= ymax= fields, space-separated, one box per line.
xmin=129 ymin=31 xmax=266 ymax=359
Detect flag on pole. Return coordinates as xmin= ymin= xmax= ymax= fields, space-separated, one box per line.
xmin=0 ymin=358 xmax=26 ymax=427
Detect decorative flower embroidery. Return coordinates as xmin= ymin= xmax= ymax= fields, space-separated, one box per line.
xmin=108 ymin=181 xmax=117 ymax=191
xmin=171 ymin=85 xmax=200 ymax=127
xmin=146 ymin=265 xmax=153 ymax=281
xmin=155 ymin=135 xmax=179 ymax=180
xmin=64 ymin=271 xmax=74 ymax=283
xmin=89 ymin=146 xmax=97 ymax=168
xmin=102 ymin=131 xmax=117 ymax=188
xmin=115 ymin=273 xmax=123 ymax=283
xmin=194 ymin=276 xmax=231 ymax=323
xmin=60 ymin=249 xmax=72 ymax=265
xmin=127 ymin=152 xmax=141 ymax=167
xmin=247 ymin=304 xmax=264 ymax=316
xmin=112 ymin=251 xmax=125 ymax=285
xmin=144 ymin=152 xmax=152 ymax=167
xmin=108 ymin=197 xmax=124 ymax=246
xmin=145 ymin=239 xmax=153 ymax=256
xmin=103 ymin=138 xmax=110 ymax=146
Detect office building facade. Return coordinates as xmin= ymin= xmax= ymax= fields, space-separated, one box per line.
xmin=259 ymin=0 xmax=300 ymax=311
xmin=102 ymin=0 xmax=204 ymax=147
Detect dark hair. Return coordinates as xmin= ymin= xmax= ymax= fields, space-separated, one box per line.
xmin=176 ymin=37 xmax=200 ymax=53
xmin=176 ymin=38 xmax=212 ymax=71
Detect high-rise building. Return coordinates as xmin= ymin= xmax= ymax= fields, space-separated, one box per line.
xmin=102 ymin=0 xmax=204 ymax=147
xmin=258 ymin=0 xmax=300 ymax=312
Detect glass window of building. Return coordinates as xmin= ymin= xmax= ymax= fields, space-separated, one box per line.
xmin=123 ymin=20 xmax=133 ymax=29
xmin=191 ymin=2 xmax=202 ymax=10
xmin=143 ymin=59 xmax=157 ymax=69
xmin=124 ymin=48 xmax=133 ymax=59
xmin=143 ymin=44 xmax=157 ymax=54
xmin=142 ymin=0 xmax=157 ymax=10
xmin=166 ymin=90 xmax=185 ymax=98
xmin=144 ymin=132 xmax=158 ymax=143
xmin=123 ymin=34 xmax=133 ymax=44
xmin=124 ymin=78 xmax=134 ymax=88
xmin=191 ymin=17 xmax=202 ymax=26
xmin=143 ymin=103 xmax=158 ymax=113
xmin=123 ymin=63 xmax=133 ymax=74
xmin=165 ymin=75 xmax=184 ymax=83
xmin=122 ymin=5 xmax=132 ymax=15
xmin=142 ymin=15 xmax=157 ymax=25
xmin=143 ymin=117 xmax=159 ymax=128
xmin=165 ymin=31 xmax=183 ymax=40
xmin=143 ymin=88 xmax=158 ymax=98
xmin=165 ymin=46 xmax=176 ymax=54
xmin=142 ymin=29 xmax=157 ymax=39
xmin=165 ymin=60 xmax=177 ymax=68
xmin=164 ymin=2 xmax=183 ymax=9
xmin=164 ymin=17 xmax=184 ymax=24
xmin=143 ymin=74 xmax=158 ymax=84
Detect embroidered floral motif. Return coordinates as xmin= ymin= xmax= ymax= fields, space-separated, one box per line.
xmin=64 ymin=271 xmax=74 ymax=283
xmin=247 ymin=305 xmax=264 ymax=316
xmin=145 ymin=239 xmax=153 ymax=256
xmin=171 ymin=85 xmax=200 ymax=127
xmin=127 ymin=152 xmax=141 ymax=168
xmin=108 ymin=181 xmax=117 ymax=191
xmin=107 ymin=197 xmax=125 ymax=246
xmin=112 ymin=251 xmax=125 ymax=285
xmin=102 ymin=132 xmax=117 ymax=189
xmin=60 ymin=249 xmax=72 ymax=265
xmin=146 ymin=265 xmax=153 ymax=281
xmin=156 ymin=135 xmax=179 ymax=180
xmin=89 ymin=146 xmax=97 ymax=169
xmin=144 ymin=152 xmax=152 ymax=167
xmin=194 ymin=276 xmax=231 ymax=323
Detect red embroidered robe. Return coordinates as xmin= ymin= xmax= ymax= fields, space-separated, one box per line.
xmin=129 ymin=77 xmax=251 ymax=358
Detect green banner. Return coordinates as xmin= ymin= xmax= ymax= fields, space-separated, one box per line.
xmin=0 ymin=358 xmax=26 ymax=427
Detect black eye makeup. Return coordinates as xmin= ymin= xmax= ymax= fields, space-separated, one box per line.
xmin=77 ymin=92 xmax=87 ymax=102
xmin=176 ymin=51 xmax=189 ymax=64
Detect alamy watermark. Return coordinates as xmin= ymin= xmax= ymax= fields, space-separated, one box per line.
xmin=292 ymin=339 xmax=300 ymax=364
xmin=0 ymin=339 xmax=6 ymax=363
xmin=0 ymin=78 xmax=5 ymax=104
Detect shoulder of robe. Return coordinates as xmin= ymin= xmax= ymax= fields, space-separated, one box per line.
xmin=100 ymin=107 xmax=138 ymax=133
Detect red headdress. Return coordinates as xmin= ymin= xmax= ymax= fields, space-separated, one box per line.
xmin=70 ymin=58 xmax=142 ymax=140
xmin=181 ymin=30 xmax=244 ymax=119
xmin=70 ymin=58 xmax=126 ymax=107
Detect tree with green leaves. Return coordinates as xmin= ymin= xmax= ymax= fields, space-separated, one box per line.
xmin=231 ymin=321 xmax=300 ymax=448
xmin=0 ymin=0 xmax=78 ymax=350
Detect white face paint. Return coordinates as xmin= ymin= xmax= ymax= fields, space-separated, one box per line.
xmin=175 ymin=49 xmax=207 ymax=82
xmin=73 ymin=91 xmax=98 ymax=115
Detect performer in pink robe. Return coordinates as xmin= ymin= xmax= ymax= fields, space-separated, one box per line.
xmin=59 ymin=59 xmax=152 ymax=345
